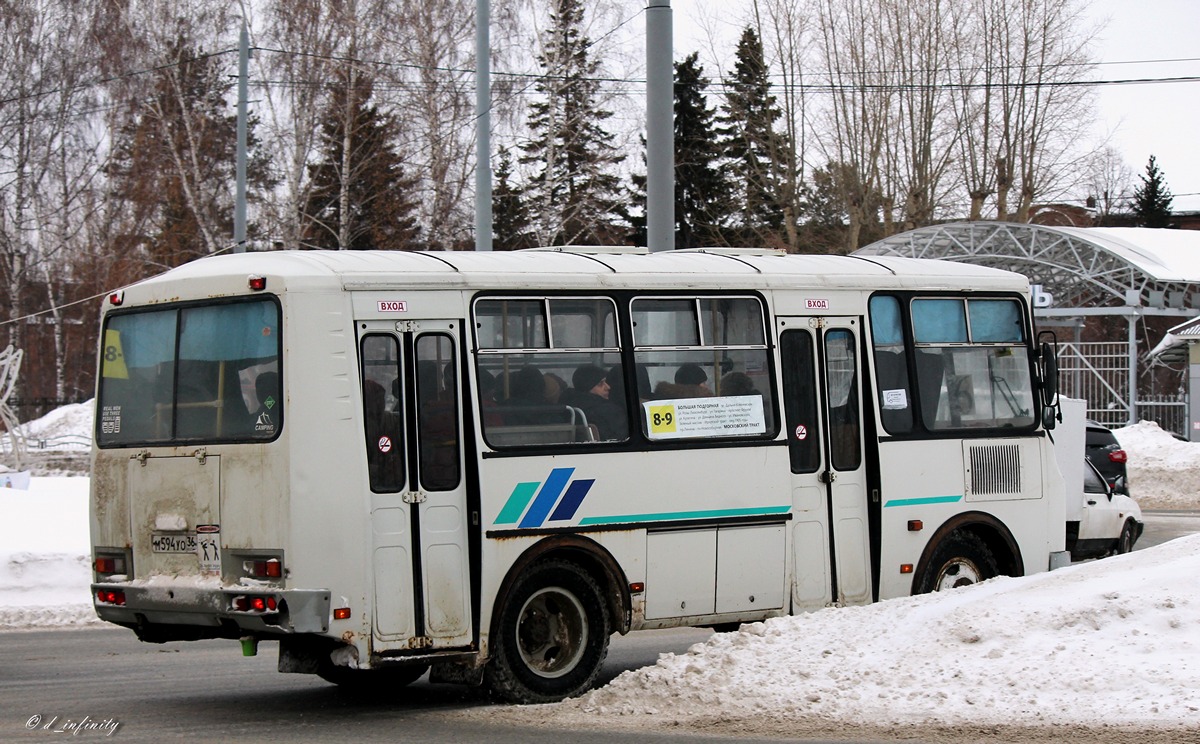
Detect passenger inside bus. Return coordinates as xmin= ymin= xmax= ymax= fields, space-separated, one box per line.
xmin=654 ymin=363 xmax=713 ymax=399
xmin=561 ymin=364 xmax=627 ymax=440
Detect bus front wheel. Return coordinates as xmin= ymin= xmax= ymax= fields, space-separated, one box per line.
xmin=917 ymin=531 xmax=999 ymax=593
xmin=486 ymin=559 xmax=611 ymax=704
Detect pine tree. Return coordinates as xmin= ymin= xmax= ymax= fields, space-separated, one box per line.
xmin=302 ymin=70 xmax=420 ymax=250
xmin=629 ymin=52 xmax=731 ymax=248
xmin=674 ymin=52 xmax=731 ymax=248
xmin=109 ymin=36 xmax=268 ymax=271
xmin=716 ymin=27 xmax=791 ymax=247
xmin=492 ymin=146 xmax=533 ymax=250
xmin=1132 ymin=155 xmax=1174 ymax=228
xmin=520 ymin=0 xmax=626 ymax=245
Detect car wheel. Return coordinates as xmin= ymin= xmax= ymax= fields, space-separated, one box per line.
xmin=485 ymin=560 xmax=610 ymax=704
xmin=917 ymin=531 xmax=999 ymax=593
xmin=1116 ymin=520 xmax=1137 ymax=554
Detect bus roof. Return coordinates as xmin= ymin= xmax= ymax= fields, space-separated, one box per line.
xmin=118 ymin=248 xmax=1029 ymax=304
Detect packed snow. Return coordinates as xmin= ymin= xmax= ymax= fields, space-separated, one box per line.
xmin=2 ymin=404 xmax=1199 ymax=730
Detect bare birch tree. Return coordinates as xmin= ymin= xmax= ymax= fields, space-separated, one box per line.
xmin=813 ymin=0 xmax=890 ymax=251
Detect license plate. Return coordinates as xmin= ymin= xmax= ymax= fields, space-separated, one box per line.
xmin=151 ymin=533 xmax=197 ymax=553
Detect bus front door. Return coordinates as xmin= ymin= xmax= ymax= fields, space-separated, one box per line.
xmin=360 ymin=322 xmax=473 ymax=652
xmin=779 ymin=318 xmax=872 ymax=610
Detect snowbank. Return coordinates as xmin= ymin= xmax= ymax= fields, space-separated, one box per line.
xmin=1114 ymin=421 xmax=1200 ymax=509
xmin=0 ymin=477 xmax=102 ymax=628
xmin=568 ymin=536 xmax=1200 ymax=727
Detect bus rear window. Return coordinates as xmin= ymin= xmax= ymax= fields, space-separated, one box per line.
xmin=97 ymin=299 xmax=282 ymax=446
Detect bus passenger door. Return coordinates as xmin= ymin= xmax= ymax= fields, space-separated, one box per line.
xmin=411 ymin=327 xmax=472 ymax=649
xmin=360 ymin=322 xmax=472 ymax=653
xmin=779 ymin=318 xmax=872 ymax=610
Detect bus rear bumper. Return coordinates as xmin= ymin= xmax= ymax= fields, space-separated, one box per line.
xmin=91 ymin=582 xmax=331 ymax=641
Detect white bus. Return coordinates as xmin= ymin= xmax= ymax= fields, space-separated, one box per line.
xmin=90 ymin=247 xmax=1066 ymax=702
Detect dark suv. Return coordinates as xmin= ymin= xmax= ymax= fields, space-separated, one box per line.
xmin=1084 ymin=420 xmax=1129 ymax=495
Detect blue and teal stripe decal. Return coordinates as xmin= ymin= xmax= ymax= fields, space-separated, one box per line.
xmin=494 ymin=467 xmax=790 ymax=529
xmin=883 ymin=494 xmax=963 ymax=508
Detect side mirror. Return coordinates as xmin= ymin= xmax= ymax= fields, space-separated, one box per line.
xmin=1037 ymin=332 xmax=1060 ymax=430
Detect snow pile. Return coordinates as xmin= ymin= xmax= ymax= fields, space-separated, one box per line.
xmin=0 ymin=477 xmax=102 ymax=628
xmin=1114 ymin=421 xmax=1200 ymax=509
xmin=17 ymin=400 xmax=93 ymax=450
xmin=572 ymin=536 xmax=1200 ymax=727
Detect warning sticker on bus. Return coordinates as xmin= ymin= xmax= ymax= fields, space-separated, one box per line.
xmin=643 ymin=396 xmax=767 ymax=440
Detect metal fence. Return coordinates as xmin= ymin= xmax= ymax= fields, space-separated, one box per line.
xmin=1057 ymin=341 xmax=1187 ymax=436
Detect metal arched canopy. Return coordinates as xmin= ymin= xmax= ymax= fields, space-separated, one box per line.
xmin=854 ymin=222 xmax=1200 ymax=318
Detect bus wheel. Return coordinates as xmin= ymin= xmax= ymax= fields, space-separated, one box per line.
xmin=917 ymin=531 xmax=998 ymax=593
xmin=317 ymin=662 xmax=429 ymax=689
xmin=486 ymin=560 xmax=611 ymax=704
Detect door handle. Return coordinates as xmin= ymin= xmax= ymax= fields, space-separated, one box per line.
xmin=820 ymin=471 xmax=837 ymax=484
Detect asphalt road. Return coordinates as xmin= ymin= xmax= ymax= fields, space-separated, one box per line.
xmin=1 ymin=512 xmax=1194 ymax=744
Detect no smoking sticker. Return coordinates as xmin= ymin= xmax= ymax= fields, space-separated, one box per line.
xmin=378 ymin=436 xmax=392 ymax=453
xmin=794 ymin=424 xmax=808 ymax=440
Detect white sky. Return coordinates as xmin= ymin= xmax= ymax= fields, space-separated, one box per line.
xmin=669 ymin=0 xmax=1200 ymax=212
xmin=2 ymin=404 xmax=1200 ymax=731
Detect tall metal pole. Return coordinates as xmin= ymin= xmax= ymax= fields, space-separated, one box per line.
xmin=646 ymin=0 xmax=674 ymax=252
xmin=234 ymin=20 xmax=249 ymax=254
xmin=474 ymin=0 xmax=493 ymax=251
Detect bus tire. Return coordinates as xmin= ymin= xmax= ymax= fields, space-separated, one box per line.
xmin=486 ymin=559 xmax=611 ymax=704
xmin=317 ymin=662 xmax=429 ymax=690
xmin=917 ymin=531 xmax=998 ymax=593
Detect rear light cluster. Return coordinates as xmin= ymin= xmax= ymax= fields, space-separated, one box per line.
xmin=1109 ymin=449 xmax=1128 ymax=464
xmin=232 ymin=595 xmax=279 ymax=613
xmin=94 ymin=556 xmax=126 ymax=575
xmin=243 ymin=558 xmax=282 ymax=579
xmin=96 ymin=590 xmax=126 ymax=606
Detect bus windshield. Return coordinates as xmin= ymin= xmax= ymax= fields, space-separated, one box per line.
xmin=96 ymin=299 xmax=282 ymax=446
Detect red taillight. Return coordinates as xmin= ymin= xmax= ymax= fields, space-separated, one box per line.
xmin=248 ymin=275 xmax=267 ymax=291
xmin=108 ymin=290 xmax=124 ymax=306
xmin=244 ymin=557 xmax=283 ymax=579
xmin=1108 ymin=449 xmax=1128 ymax=464
xmin=96 ymin=590 xmax=125 ymax=606
xmin=95 ymin=557 xmax=116 ymax=574
xmin=333 ymin=607 xmax=352 ymax=620
xmin=232 ymin=594 xmax=278 ymax=613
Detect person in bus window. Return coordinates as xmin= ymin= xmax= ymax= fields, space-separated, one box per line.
xmin=503 ymin=366 xmax=552 ymax=425
xmin=655 ymin=363 xmax=713 ymax=399
xmin=562 ymin=365 xmax=627 ymax=440
xmin=719 ymin=371 xmax=758 ymax=397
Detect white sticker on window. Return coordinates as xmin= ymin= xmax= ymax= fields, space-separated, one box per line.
xmin=882 ymin=389 xmax=908 ymax=410
xmin=644 ymin=395 xmax=767 ymax=440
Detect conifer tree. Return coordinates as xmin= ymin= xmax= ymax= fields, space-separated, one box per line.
xmin=716 ymin=27 xmax=791 ymax=247
xmin=630 ymin=52 xmax=730 ymax=249
xmin=109 ymin=36 xmax=269 ymax=270
xmin=492 ymin=146 xmax=533 ymax=250
xmin=1132 ymin=155 xmax=1174 ymax=228
xmin=520 ymin=0 xmax=626 ymax=245
xmin=674 ymin=52 xmax=731 ymax=248
xmin=302 ymin=70 xmax=420 ymax=250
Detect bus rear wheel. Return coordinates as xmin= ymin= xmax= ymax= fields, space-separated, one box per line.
xmin=917 ymin=531 xmax=999 ymax=593
xmin=486 ymin=559 xmax=610 ymax=704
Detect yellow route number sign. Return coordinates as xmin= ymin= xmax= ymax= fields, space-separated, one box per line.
xmin=647 ymin=405 xmax=677 ymax=434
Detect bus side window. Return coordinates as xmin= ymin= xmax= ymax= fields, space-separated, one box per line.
xmin=868 ymin=295 xmax=914 ymax=435
xmin=417 ymin=334 xmax=460 ymax=491
xmin=780 ymin=330 xmax=820 ymax=474
xmin=361 ymin=335 xmax=405 ymax=492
